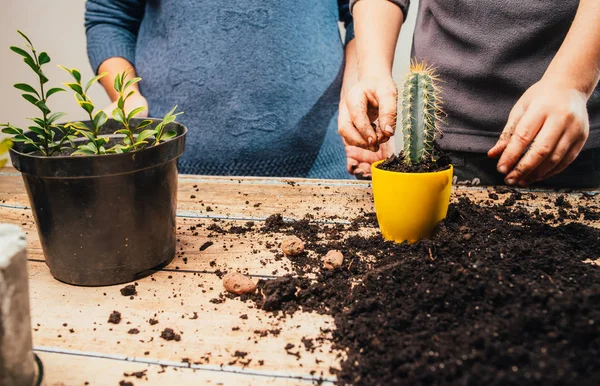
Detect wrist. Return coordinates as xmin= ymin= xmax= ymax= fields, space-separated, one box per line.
xmin=543 ymin=62 xmax=599 ymax=99
xmin=359 ymin=64 xmax=393 ymax=81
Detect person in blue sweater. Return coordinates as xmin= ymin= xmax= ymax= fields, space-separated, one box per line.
xmin=85 ymin=0 xmax=379 ymax=178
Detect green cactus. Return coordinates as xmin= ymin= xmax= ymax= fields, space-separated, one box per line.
xmin=400 ymin=62 xmax=442 ymax=165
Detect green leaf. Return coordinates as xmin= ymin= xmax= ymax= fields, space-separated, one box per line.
xmin=96 ymin=136 xmax=109 ymax=146
xmin=114 ymin=129 xmax=131 ymax=136
xmin=78 ymin=100 xmax=95 ymax=114
xmin=85 ymin=72 xmax=107 ymax=92
xmin=35 ymin=100 xmax=50 ymax=114
xmin=113 ymin=107 xmax=126 ymax=125
xmin=39 ymin=73 xmax=49 ymax=84
xmin=38 ymin=52 xmax=50 ymax=65
xmin=29 ymin=117 xmax=45 ymax=127
xmin=65 ymin=82 xmax=84 ymax=95
xmin=13 ymin=83 xmax=39 ymax=96
xmin=27 ymin=125 xmax=45 ymax=136
xmin=136 ymin=129 xmax=157 ymax=143
xmin=23 ymin=56 xmax=39 ymax=73
xmin=114 ymin=72 xmax=123 ymax=93
xmin=47 ymin=112 xmax=67 ymax=124
xmin=65 ymin=135 xmax=77 ymax=147
xmin=123 ymin=77 xmax=141 ymax=91
xmin=93 ymin=110 xmax=108 ymax=130
xmin=78 ymin=130 xmax=96 ymax=142
xmin=10 ymin=46 xmax=32 ymax=60
xmin=46 ymin=87 xmax=65 ymax=98
xmin=72 ymin=69 xmax=81 ymax=83
xmin=117 ymin=96 xmax=125 ymax=111
xmin=2 ymin=126 xmax=23 ymax=135
xmin=161 ymin=130 xmax=178 ymax=141
xmin=65 ymin=121 xmax=91 ymax=132
xmin=127 ymin=106 xmax=147 ymax=121
xmin=72 ymin=148 xmax=96 ymax=156
xmin=21 ymin=93 xmax=39 ymax=106
xmin=135 ymin=119 xmax=153 ymax=130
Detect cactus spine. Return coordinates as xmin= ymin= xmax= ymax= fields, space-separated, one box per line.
xmin=401 ymin=62 xmax=442 ymax=165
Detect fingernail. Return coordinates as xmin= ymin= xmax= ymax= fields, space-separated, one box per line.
xmin=498 ymin=165 xmax=507 ymax=174
xmin=384 ymin=125 xmax=394 ymax=135
xmin=368 ymin=137 xmax=373 ymax=145
xmin=506 ymin=178 xmax=515 ymax=185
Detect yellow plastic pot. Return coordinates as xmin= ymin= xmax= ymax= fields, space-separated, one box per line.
xmin=371 ymin=161 xmax=453 ymax=244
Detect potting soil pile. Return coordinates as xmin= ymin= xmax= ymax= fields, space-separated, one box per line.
xmin=230 ymin=191 xmax=600 ymax=385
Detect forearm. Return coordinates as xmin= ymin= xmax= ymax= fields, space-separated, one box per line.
xmin=543 ymin=0 xmax=600 ymax=98
xmin=353 ymin=0 xmax=404 ymax=78
xmin=98 ymin=57 xmax=141 ymax=102
xmin=342 ymin=39 xmax=359 ymax=98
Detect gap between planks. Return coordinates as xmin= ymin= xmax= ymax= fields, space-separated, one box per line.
xmin=34 ymin=347 xmax=336 ymax=385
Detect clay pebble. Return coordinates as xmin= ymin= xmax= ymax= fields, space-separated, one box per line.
xmin=223 ymin=272 xmax=257 ymax=295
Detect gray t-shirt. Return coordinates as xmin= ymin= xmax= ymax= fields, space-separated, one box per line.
xmin=351 ymin=0 xmax=600 ymax=153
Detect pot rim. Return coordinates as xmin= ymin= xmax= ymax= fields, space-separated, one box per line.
xmin=371 ymin=160 xmax=453 ymax=176
xmin=9 ymin=118 xmax=187 ymax=178
xmin=9 ymin=117 xmax=187 ymax=160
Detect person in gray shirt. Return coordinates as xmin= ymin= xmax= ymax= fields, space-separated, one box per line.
xmin=339 ymin=0 xmax=600 ymax=188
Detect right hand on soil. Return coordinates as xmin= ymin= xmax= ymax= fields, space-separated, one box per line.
xmin=338 ymin=75 xmax=398 ymax=152
xmin=103 ymin=92 xmax=149 ymax=118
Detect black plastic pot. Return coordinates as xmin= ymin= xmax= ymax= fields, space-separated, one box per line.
xmin=9 ymin=118 xmax=187 ymax=286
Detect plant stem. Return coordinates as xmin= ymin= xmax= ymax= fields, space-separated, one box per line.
xmin=31 ymin=46 xmax=51 ymax=155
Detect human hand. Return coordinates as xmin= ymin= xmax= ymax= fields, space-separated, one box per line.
xmin=338 ymin=75 xmax=398 ymax=152
xmin=103 ymin=92 xmax=149 ymax=118
xmin=488 ymin=79 xmax=589 ymax=186
xmin=345 ymin=139 xmax=394 ymax=178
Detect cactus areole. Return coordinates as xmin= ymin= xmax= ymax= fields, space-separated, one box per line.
xmin=401 ymin=62 xmax=443 ymax=166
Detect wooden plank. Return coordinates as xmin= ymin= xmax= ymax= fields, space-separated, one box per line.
xmin=36 ymin=351 xmax=329 ymax=385
xmin=28 ymin=260 xmax=339 ymax=383
xmin=0 ymin=206 xmax=354 ymax=277
xmin=0 ymin=169 xmax=373 ymax=222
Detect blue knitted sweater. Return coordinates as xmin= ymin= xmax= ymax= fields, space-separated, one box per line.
xmin=85 ymin=0 xmax=354 ymax=178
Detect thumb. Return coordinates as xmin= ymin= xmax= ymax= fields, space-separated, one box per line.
xmin=376 ymin=84 xmax=398 ymax=139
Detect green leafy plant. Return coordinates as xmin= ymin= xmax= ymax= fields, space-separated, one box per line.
xmin=60 ymin=66 xmax=109 ymax=155
xmin=401 ymin=62 xmax=443 ymax=165
xmin=0 ymin=138 xmax=12 ymax=168
xmin=2 ymin=31 xmax=183 ymax=157
xmin=0 ymin=31 xmax=71 ymax=156
xmin=110 ymin=70 xmax=153 ymax=153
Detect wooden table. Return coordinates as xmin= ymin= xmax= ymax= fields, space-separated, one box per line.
xmin=0 ymin=167 xmax=597 ymax=385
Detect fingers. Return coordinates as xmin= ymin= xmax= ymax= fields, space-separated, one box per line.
xmin=354 ymin=162 xmax=372 ymax=178
xmin=345 ymin=145 xmax=386 ymax=164
xmin=488 ymin=103 xmax=527 ymax=158
xmin=504 ymin=116 xmax=564 ymax=186
xmin=495 ymin=108 xmax=546 ymax=175
xmin=539 ymin=139 xmax=585 ymax=181
xmin=338 ymin=100 xmax=369 ymax=148
xmin=375 ymin=85 xmax=398 ymax=140
xmin=522 ymin=136 xmax=571 ymax=185
xmin=346 ymin=86 xmax=378 ymax=150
